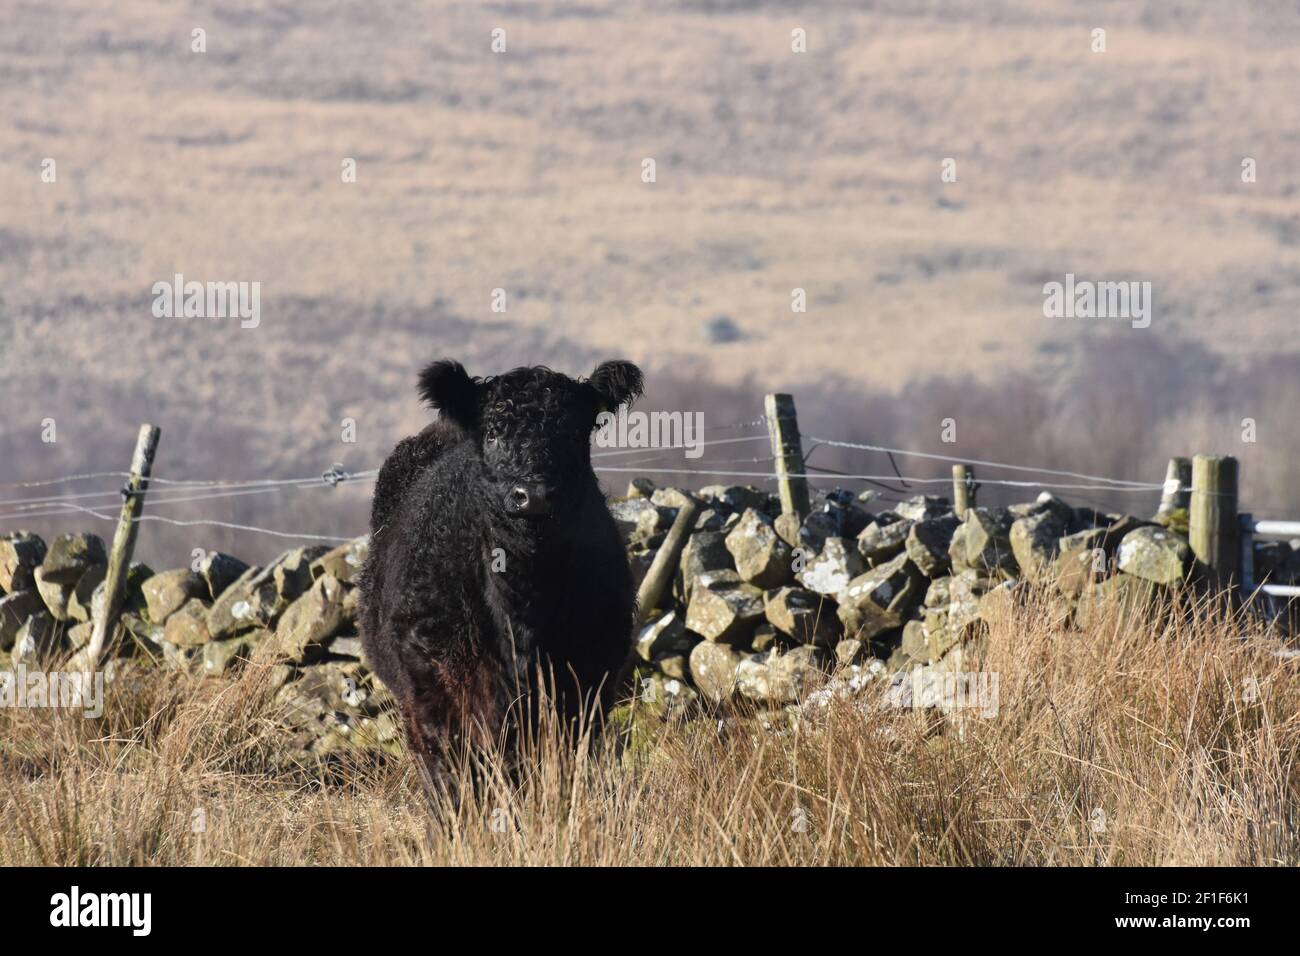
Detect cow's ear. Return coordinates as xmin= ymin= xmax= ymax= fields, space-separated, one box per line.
xmin=586 ymin=360 xmax=643 ymax=414
xmin=417 ymin=359 xmax=481 ymax=428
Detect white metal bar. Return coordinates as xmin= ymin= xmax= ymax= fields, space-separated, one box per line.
xmin=1260 ymin=583 xmax=1300 ymax=598
xmin=1252 ymin=520 xmax=1300 ymax=537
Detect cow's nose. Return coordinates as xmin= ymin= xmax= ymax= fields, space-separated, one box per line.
xmin=505 ymin=483 xmax=551 ymax=516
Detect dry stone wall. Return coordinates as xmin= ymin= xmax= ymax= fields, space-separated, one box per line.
xmin=4 ymin=480 xmax=1298 ymax=757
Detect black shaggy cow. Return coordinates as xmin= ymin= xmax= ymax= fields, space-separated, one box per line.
xmin=359 ymin=358 xmax=643 ymax=787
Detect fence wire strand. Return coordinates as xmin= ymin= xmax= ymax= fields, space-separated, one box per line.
xmin=4 ymin=423 xmax=1279 ymax=544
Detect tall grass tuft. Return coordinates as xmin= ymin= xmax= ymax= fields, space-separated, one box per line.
xmin=2 ymin=584 xmax=1297 ymax=865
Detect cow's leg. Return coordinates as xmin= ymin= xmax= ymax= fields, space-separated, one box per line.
xmin=398 ymin=660 xmax=509 ymax=797
xmin=399 ymin=695 xmax=452 ymax=799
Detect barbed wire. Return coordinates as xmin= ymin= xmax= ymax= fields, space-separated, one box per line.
xmin=0 ymin=468 xmax=377 ymax=509
xmin=803 ymin=436 xmax=1164 ymax=489
xmin=0 ymin=470 xmax=131 ymax=489
xmin=590 ymin=434 xmax=770 ymax=459
xmin=13 ymin=500 xmax=354 ymax=543
xmin=591 ymin=466 xmax=1164 ymax=493
xmin=5 ymin=424 xmax=1293 ymax=545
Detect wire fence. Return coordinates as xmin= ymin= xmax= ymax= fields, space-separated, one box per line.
xmin=0 ymin=413 xmax=1273 ymax=545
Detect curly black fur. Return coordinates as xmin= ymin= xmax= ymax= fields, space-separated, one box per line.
xmin=359 ymin=359 xmax=643 ymax=789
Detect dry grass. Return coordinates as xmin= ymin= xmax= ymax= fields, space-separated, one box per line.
xmin=2 ymin=585 xmax=1298 ymax=866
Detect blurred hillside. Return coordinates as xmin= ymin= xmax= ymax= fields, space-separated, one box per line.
xmin=2 ymin=0 xmax=1298 ymax=566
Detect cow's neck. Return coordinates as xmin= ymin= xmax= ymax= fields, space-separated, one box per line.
xmin=481 ymin=510 xmax=572 ymax=659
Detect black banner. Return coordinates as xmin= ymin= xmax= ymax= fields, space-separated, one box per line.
xmin=0 ymin=866 xmax=1284 ymax=942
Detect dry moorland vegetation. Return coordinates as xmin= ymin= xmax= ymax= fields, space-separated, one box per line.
xmin=2 ymin=583 xmax=1297 ymax=866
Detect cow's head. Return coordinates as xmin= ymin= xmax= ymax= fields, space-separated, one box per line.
xmin=418 ymin=358 xmax=643 ymax=517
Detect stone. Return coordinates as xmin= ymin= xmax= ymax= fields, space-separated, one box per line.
xmin=900 ymin=619 xmax=929 ymax=662
xmin=905 ymin=515 xmax=961 ymax=577
xmin=205 ymin=565 xmax=271 ymax=639
xmin=0 ymin=589 xmax=46 ymax=652
xmin=835 ymin=638 xmax=867 ymax=666
xmin=978 ymin=581 xmax=1025 ymax=623
xmin=693 ymin=508 xmax=727 ymax=533
xmin=1076 ymin=572 xmax=1166 ymax=629
xmin=891 ymin=495 xmax=950 ymax=522
xmin=750 ymin=623 xmax=784 ymax=652
xmin=689 ymin=641 xmax=743 ymax=703
xmin=116 ymin=563 xmax=154 ymax=619
xmin=636 ymin=610 xmax=697 ymax=661
xmin=10 ymin=612 xmax=64 ymax=668
xmin=737 ymin=646 xmax=831 ymax=704
xmin=684 ymin=573 xmax=765 ymax=646
xmin=1052 ymin=528 xmax=1109 ymax=596
xmin=836 ymin=552 xmax=926 ymax=640
xmin=725 ymin=508 xmax=793 ymax=589
xmin=928 ymin=570 xmax=994 ymax=659
xmin=0 ymin=533 xmax=46 ymax=592
xmin=923 ymin=605 xmax=950 ymax=646
xmin=699 ymin=485 xmax=769 ymax=514
xmin=949 ymin=570 xmax=994 ymax=631
xmin=162 ymin=598 xmax=213 ymax=647
xmin=66 ymin=565 xmax=107 ymax=623
xmin=270 ymin=547 xmax=329 ymax=605
xmin=1028 ymin=492 xmax=1074 ymax=524
xmin=294 ymin=660 xmax=383 ymax=714
xmin=141 ymin=569 xmax=207 ymax=623
xmin=1009 ymin=510 xmax=1068 ymax=583
xmin=74 ymin=561 xmax=150 ymax=629
xmin=950 ymin=509 xmax=1018 ymax=578
xmin=884 ymin=647 xmax=994 ymax=717
xmin=1071 ymin=506 xmax=1113 ymax=532
xmin=924 ymin=576 xmax=953 ymax=608
xmin=341 ymin=586 xmax=359 ymax=622
xmin=1104 ymin=514 xmax=1157 ymax=544
xmin=628 ymin=548 xmax=656 ymax=593
xmin=797 ymin=537 xmax=865 ymax=600
xmin=67 ymin=620 xmax=94 ymax=652
xmin=123 ymin=619 xmax=166 ymax=660
xmin=798 ymin=496 xmax=871 ymax=553
xmin=198 ymin=551 xmax=252 ymax=599
xmin=609 ymin=499 xmax=673 ymax=546
xmin=656 ymin=653 xmax=691 ymax=682
xmin=634 ymin=670 xmax=699 ymax=718
xmin=33 ymin=567 xmax=74 ymax=621
xmin=857 ymin=515 xmax=913 ymax=565
xmin=1116 ymin=526 xmax=1192 ymax=585
xmin=625 ymin=477 xmax=656 ymax=499
xmin=650 ymin=487 xmax=700 ymax=511
xmin=774 ymin=512 xmax=802 ymax=548
xmin=678 ymin=531 xmax=733 ymax=603
xmin=276 ymin=681 xmax=329 ymax=729
xmin=203 ymin=635 xmax=256 ymax=676
xmin=308 ymin=539 xmax=367 ymax=584
xmin=271 ymin=574 xmax=348 ymax=662
xmin=328 ymin=635 xmax=365 ymax=659
xmin=162 ymin=641 xmax=201 ymax=672
xmin=39 ymin=533 xmax=106 ymax=583
xmin=763 ymin=586 xmax=841 ymax=646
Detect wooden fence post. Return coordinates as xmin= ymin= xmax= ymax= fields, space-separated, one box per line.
xmin=1156 ymin=456 xmax=1192 ymax=519
xmin=764 ymin=393 xmax=810 ymax=520
xmin=87 ymin=424 xmax=161 ymax=662
xmin=1189 ymin=454 xmax=1238 ymax=592
xmin=635 ymin=498 xmax=700 ymax=623
xmin=952 ymin=464 xmax=976 ymax=518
